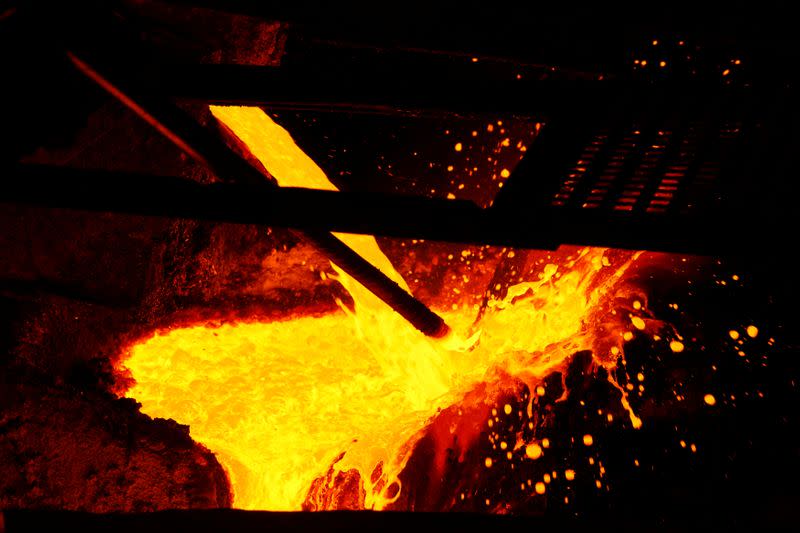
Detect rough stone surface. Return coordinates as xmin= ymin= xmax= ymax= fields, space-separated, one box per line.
xmin=0 ymin=381 xmax=230 ymax=511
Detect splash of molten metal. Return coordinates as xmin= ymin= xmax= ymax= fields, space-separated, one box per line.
xmin=120 ymin=107 xmax=645 ymax=511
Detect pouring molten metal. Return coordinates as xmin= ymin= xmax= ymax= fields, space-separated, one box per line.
xmin=120 ymin=107 xmax=652 ymax=510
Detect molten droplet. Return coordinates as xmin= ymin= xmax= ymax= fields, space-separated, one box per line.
xmin=704 ymin=394 xmax=716 ymax=406
xmin=746 ymin=325 xmax=758 ymax=338
xmin=631 ymin=317 xmax=646 ymax=330
xmin=729 ymin=330 xmax=740 ymax=340
xmin=565 ymin=469 xmax=576 ymax=481
xmin=455 ymin=142 xmax=463 ymax=152
xmin=535 ymin=482 xmax=546 ymax=495
xmin=670 ymin=340 xmax=685 ymax=352
xmin=500 ymin=168 xmax=511 ymax=178
xmin=583 ymin=434 xmax=594 ymax=446
xmin=485 ymin=457 xmax=493 ymax=468
xmin=526 ymin=443 xmax=543 ymax=460
xmin=503 ymin=404 xmax=512 ymax=415
xmin=623 ymin=331 xmax=634 ymax=341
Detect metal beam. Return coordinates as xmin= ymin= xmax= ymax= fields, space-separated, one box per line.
xmin=159 ymin=64 xmax=615 ymax=117
xmin=4 ymin=164 xmax=788 ymax=257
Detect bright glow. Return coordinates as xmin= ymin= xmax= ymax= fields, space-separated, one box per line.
xmin=121 ymin=106 xmax=644 ymax=511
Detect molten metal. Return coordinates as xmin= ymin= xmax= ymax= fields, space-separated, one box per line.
xmin=121 ymin=107 xmax=647 ymax=511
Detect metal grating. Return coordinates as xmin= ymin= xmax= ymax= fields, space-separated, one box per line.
xmin=549 ymin=118 xmax=744 ymax=215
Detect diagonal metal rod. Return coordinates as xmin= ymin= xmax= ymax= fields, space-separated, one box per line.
xmin=65 ymin=50 xmax=449 ymax=338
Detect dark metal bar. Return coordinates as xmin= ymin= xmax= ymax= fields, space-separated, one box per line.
xmin=159 ymin=65 xmax=756 ymax=118
xmin=3 ymin=165 xmax=486 ymax=239
xmin=160 ymin=64 xmax=615 ymax=117
xmin=64 ymin=50 xmax=450 ymax=338
xmin=3 ymin=164 xmax=790 ymax=257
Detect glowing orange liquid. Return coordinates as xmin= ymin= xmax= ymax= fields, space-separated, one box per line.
xmin=122 ymin=107 xmax=642 ymax=510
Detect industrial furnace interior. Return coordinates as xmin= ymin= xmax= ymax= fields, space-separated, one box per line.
xmin=1 ymin=1 xmax=798 ymax=530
